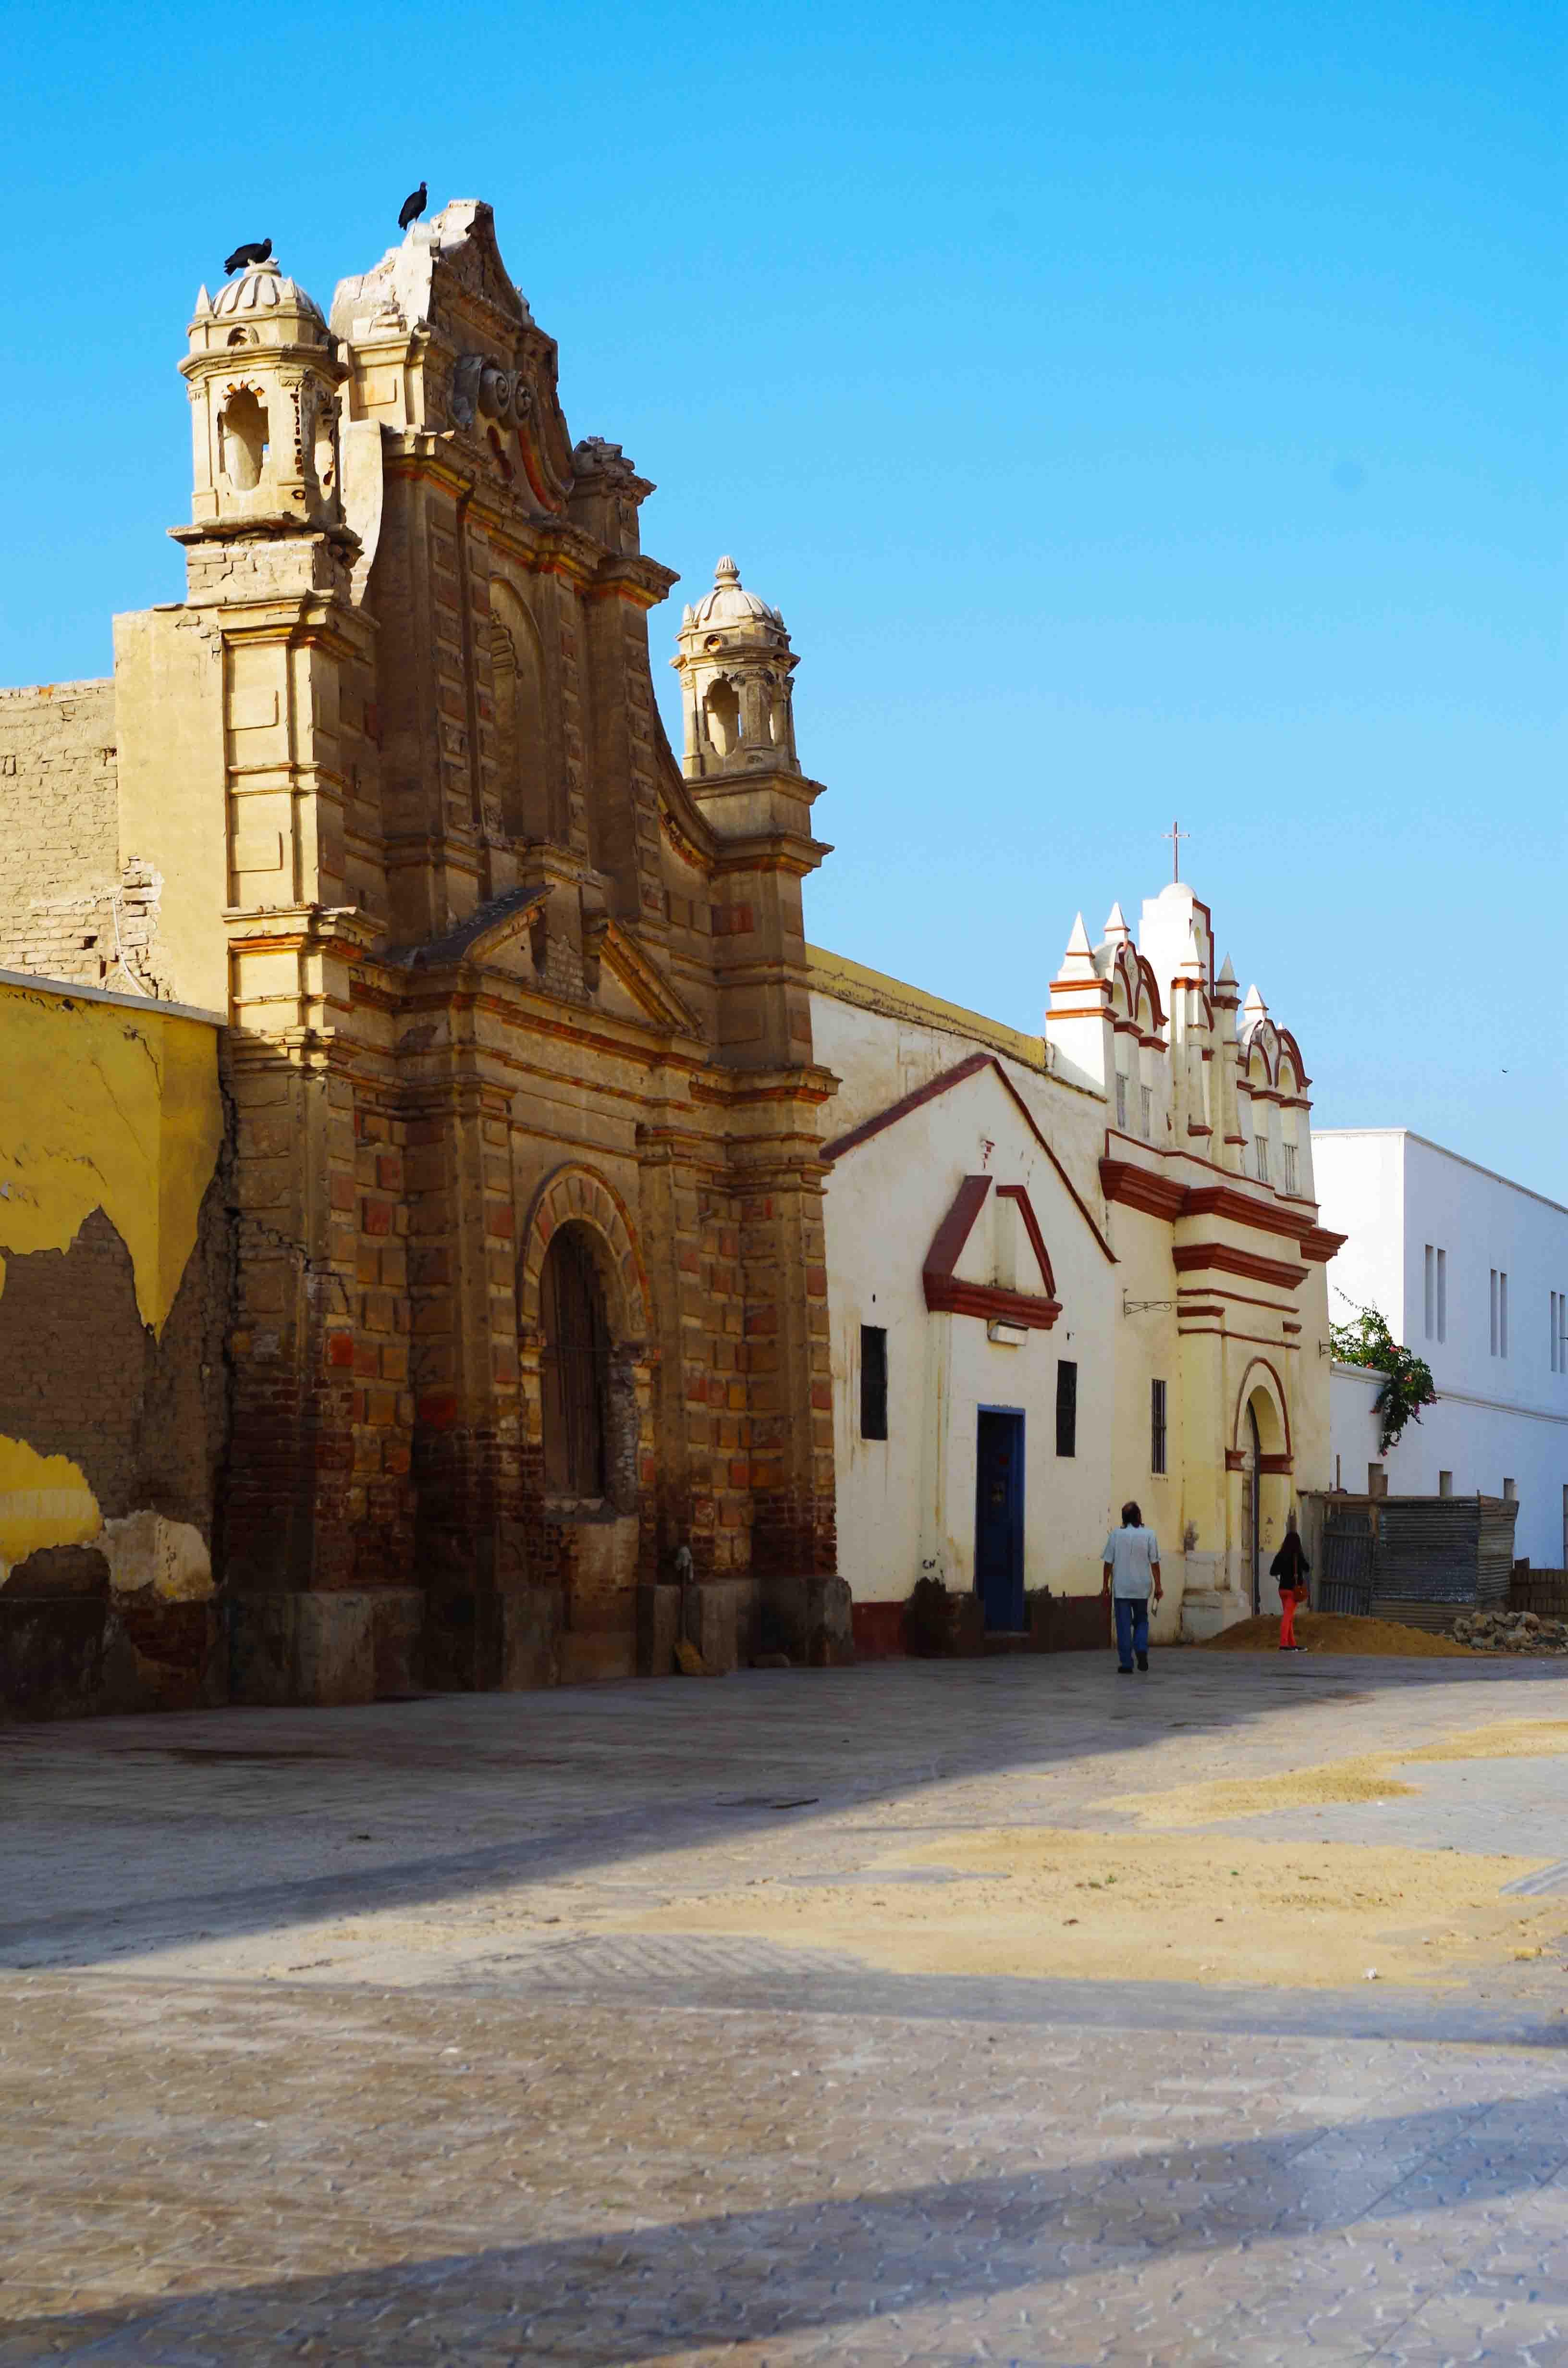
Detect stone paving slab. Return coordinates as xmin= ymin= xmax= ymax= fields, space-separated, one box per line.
xmin=2 ymin=1653 xmax=1567 ymax=2362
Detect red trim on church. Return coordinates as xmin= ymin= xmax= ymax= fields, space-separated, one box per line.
xmin=822 ymin=1052 xmax=1116 ymax=1266
xmin=922 ymin=1174 xmax=1063 ymax=1331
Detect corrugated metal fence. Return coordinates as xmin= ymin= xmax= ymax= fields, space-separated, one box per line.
xmin=1510 ymin=1567 xmax=1568 ymax=1618
xmin=1308 ymin=1494 xmax=1518 ymax=1630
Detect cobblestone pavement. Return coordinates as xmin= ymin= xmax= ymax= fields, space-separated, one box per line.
xmin=3 ymin=1654 xmax=1567 ymax=2364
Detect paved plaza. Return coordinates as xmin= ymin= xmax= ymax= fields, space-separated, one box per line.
xmin=2 ymin=1651 xmax=1567 ymax=2363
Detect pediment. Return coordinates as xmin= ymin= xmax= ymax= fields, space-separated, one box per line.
xmin=396 ymin=888 xmax=700 ymax=1039
xmin=589 ymin=916 xmax=702 ymax=1037
xmin=923 ymin=1175 xmax=1062 ymax=1331
xmin=823 ymin=1050 xmax=1116 ymax=1267
xmin=331 ymin=200 xmax=576 ymax=512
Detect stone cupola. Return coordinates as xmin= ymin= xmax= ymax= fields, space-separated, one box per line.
xmin=181 ymin=255 xmax=349 ymax=538
xmin=672 ymin=557 xmax=800 ymax=782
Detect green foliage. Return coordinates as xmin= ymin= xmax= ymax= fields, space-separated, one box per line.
xmin=1330 ymin=1301 xmax=1437 ymax=1456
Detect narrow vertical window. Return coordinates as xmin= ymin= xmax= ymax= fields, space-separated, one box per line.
xmin=1055 ymin=1358 xmax=1078 ymax=1458
xmin=1115 ymin=1072 xmax=1127 ymax=1131
xmin=1255 ymin=1134 xmax=1269 ymax=1185
xmin=1490 ymin=1269 xmax=1499 ymax=1357
xmin=1500 ymin=1270 xmax=1509 ymax=1359
xmin=540 ymin=1223 xmax=609 ymax=1496
xmin=1151 ymin=1378 xmax=1167 ymax=1475
xmin=1139 ymin=1081 xmax=1152 ymax=1140
xmin=859 ymin=1325 xmax=888 ymax=1441
xmin=1424 ymin=1246 xmax=1434 ymax=1341
xmin=1436 ymin=1247 xmax=1446 ymax=1342
xmin=1559 ymin=1291 xmax=1568 ymax=1375
xmin=1554 ymin=1293 xmax=1561 ymax=1376
xmin=1283 ymin=1140 xmax=1298 ymax=1193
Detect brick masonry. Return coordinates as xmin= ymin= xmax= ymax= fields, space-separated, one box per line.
xmin=0 ymin=681 xmax=172 ymax=997
xmin=0 ymin=1170 xmax=233 ymax=1716
xmin=2 ymin=205 xmax=852 ymax=1712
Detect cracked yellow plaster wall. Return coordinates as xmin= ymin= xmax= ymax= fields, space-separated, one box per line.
xmin=0 ymin=977 xmax=224 ymax=1573
xmin=0 ymin=979 xmax=222 ymax=1333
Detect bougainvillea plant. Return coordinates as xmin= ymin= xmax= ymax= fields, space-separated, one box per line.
xmin=1330 ymin=1300 xmax=1437 ymax=1456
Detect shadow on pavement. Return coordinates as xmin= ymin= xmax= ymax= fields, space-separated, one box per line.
xmin=2 ymin=2089 xmax=1563 ymax=2365
xmin=0 ymin=1655 xmax=1561 ymax=1973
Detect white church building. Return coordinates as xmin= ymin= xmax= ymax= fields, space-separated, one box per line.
xmin=1313 ymin=1128 xmax=1568 ymax=1571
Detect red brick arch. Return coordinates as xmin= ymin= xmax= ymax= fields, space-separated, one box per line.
xmin=516 ymin=1163 xmax=650 ymax=1346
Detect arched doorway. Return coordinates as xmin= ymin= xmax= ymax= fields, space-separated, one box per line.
xmin=1241 ymin=1400 xmax=1262 ymax=1613
xmin=1232 ymin=1360 xmax=1291 ymax=1612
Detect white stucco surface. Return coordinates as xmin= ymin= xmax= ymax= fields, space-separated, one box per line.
xmin=821 ymin=1048 xmax=1120 ymax=1610
xmin=1314 ymin=1128 xmax=1568 ymax=1568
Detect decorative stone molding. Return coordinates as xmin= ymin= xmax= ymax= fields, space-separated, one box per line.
xmin=516 ymin=1162 xmax=651 ymax=1346
xmin=451 ymin=353 xmax=534 ymax=432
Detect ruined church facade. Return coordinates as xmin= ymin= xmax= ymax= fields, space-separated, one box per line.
xmin=0 ymin=202 xmax=847 ymax=1702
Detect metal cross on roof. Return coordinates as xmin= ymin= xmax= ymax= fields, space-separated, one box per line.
xmin=1162 ymin=818 xmax=1190 ymax=883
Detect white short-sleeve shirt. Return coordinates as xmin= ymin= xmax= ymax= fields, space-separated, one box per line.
xmin=1102 ymin=1525 xmax=1161 ymax=1599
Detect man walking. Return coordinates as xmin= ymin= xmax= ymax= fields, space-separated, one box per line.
xmin=1102 ymin=1500 xmax=1162 ymax=1675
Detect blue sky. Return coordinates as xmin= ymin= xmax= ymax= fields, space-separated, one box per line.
xmin=2 ymin=1 xmax=1560 ymax=1190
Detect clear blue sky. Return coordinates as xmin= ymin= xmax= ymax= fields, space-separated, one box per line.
xmin=3 ymin=2 xmax=1560 ymax=1191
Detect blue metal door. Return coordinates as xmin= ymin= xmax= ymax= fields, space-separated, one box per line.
xmin=975 ymin=1408 xmax=1025 ymax=1631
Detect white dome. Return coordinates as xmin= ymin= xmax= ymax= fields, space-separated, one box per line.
xmin=212 ymin=257 xmax=325 ymax=327
xmin=689 ymin=556 xmax=782 ymax=630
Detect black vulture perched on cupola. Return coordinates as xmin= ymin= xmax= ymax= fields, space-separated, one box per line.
xmin=223 ymin=235 xmax=273 ymax=276
xmin=399 ymin=181 xmax=428 ymax=233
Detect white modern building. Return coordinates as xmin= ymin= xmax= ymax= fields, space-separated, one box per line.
xmin=1313 ymin=1129 xmax=1568 ymax=1571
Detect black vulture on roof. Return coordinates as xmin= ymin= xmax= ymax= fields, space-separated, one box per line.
xmin=399 ymin=182 xmax=428 ymax=233
xmin=223 ymin=236 xmax=272 ymax=276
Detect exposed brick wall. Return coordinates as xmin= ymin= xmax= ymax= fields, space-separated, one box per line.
xmin=0 ymin=681 xmax=171 ymax=994
xmin=0 ymin=1170 xmax=233 ymax=1562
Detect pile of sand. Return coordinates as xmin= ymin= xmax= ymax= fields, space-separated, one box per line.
xmin=1199 ymin=1611 xmax=1471 ymax=1658
xmin=600 ymin=1825 xmax=1563 ymax=1991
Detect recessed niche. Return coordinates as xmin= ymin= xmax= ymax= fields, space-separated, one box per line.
xmin=220 ymin=388 xmax=269 ymax=491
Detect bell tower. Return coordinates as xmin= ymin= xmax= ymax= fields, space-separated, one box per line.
xmin=180 ymin=256 xmax=349 ymax=536
xmin=110 ymin=248 xmax=386 ymax=1670
xmin=673 ymin=557 xmax=800 ymax=780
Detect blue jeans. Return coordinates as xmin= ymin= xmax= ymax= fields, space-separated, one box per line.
xmin=1114 ymin=1596 xmax=1150 ymax=1669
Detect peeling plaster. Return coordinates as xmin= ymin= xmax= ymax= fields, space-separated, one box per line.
xmin=0 ymin=983 xmax=223 ymax=1336
xmin=0 ymin=1435 xmax=101 ymax=1576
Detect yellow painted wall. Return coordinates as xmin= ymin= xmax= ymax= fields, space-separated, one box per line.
xmin=0 ymin=976 xmax=224 ymax=1570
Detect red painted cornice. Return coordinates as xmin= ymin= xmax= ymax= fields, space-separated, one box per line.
xmin=922 ymin=1173 xmax=1063 ymax=1330
xmin=1101 ymin=1155 xmax=1345 ymax=1263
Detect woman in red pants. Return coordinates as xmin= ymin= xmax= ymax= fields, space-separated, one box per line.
xmin=1270 ymin=1513 xmax=1311 ymax=1651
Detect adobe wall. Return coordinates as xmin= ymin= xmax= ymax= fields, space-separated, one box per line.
xmin=0 ymin=680 xmax=166 ymax=995
xmin=0 ymin=975 xmax=233 ymax=1718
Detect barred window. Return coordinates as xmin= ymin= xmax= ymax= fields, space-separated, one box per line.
xmin=1151 ymin=1378 xmax=1167 ymax=1475
xmin=1056 ymin=1358 xmax=1078 ymax=1458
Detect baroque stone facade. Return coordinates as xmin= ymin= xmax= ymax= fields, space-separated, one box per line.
xmin=0 ymin=200 xmax=847 ymax=1702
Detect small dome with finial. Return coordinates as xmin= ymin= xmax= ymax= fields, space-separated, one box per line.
xmin=211 ymin=255 xmax=325 ymax=328
xmin=689 ymin=555 xmax=783 ymax=630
